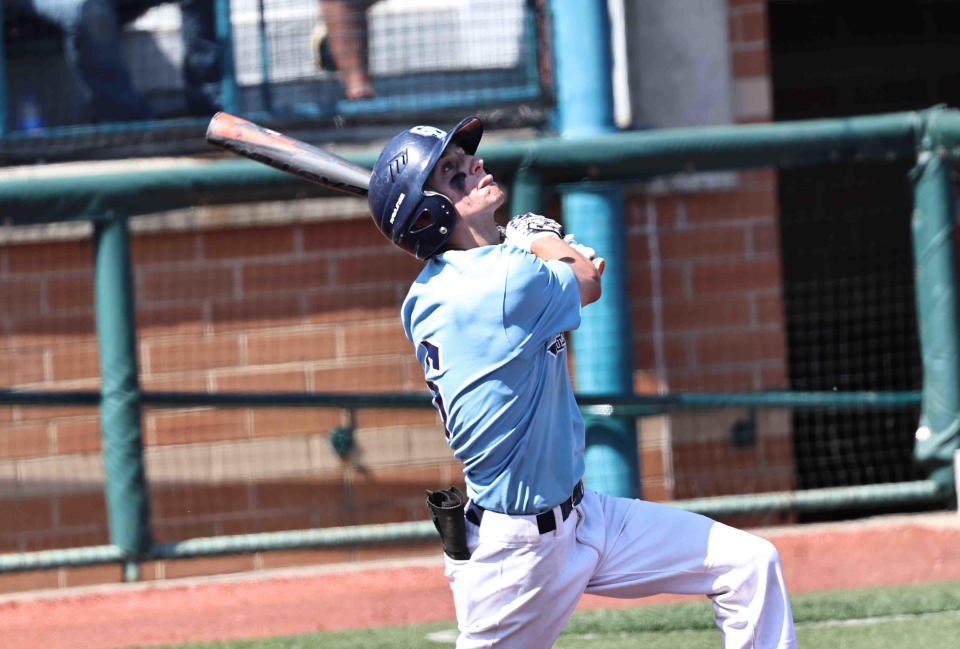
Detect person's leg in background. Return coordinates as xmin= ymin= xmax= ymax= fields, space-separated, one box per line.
xmin=177 ymin=0 xmax=222 ymax=115
xmin=315 ymin=0 xmax=376 ymax=100
xmin=30 ymin=0 xmax=153 ymax=121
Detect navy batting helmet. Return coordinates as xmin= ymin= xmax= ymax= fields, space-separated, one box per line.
xmin=368 ymin=116 xmax=483 ymax=259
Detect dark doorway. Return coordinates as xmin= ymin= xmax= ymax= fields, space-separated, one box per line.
xmin=769 ymin=1 xmax=960 ymax=513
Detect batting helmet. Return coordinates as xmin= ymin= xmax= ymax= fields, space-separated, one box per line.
xmin=368 ymin=116 xmax=483 ymax=259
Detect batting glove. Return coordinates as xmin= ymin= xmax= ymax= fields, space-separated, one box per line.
xmin=504 ymin=213 xmax=564 ymax=252
xmin=563 ymin=234 xmax=597 ymax=261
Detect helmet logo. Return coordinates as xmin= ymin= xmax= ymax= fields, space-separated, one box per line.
xmin=409 ymin=125 xmax=445 ymax=139
xmin=389 ymin=192 xmax=406 ymax=225
xmin=388 ymin=150 xmax=408 ymax=181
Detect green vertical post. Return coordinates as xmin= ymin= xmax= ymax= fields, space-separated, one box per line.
xmin=910 ymin=149 xmax=960 ymax=496
xmin=214 ymin=0 xmax=240 ymax=114
xmin=94 ymin=217 xmax=151 ymax=564
xmin=550 ymin=0 xmax=638 ymax=498
xmin=509 ymin=167 xmax=544 ymax=216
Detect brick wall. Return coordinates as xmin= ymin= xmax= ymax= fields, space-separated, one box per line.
xmin=0 ymin=0 xmax=793 ymax=593
xmin=628 ymin=0 xmax=795 ymax=507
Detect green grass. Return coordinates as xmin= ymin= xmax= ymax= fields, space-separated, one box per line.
xmin=149 ymin=580 xmax=960 ymax=649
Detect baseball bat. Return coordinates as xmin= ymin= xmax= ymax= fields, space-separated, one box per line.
xmin=205 ymin=112 xmax=371 ymax=197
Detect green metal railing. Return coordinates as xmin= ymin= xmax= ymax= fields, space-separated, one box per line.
xmin=2 ymin=106 xmax=960 ymax=576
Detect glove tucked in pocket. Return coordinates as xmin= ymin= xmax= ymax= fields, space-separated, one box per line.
xmin=426 ymin=486 xmax=471 ymax=560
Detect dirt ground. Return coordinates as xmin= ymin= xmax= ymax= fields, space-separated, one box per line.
xmin=1 ymin=512 xmax=959 ymax=649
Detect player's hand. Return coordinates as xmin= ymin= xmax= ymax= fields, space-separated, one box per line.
xmin=564 ymin=234 xmax=605 ymax=275
xmin=504 ymin=213 xmax=564 ymax=252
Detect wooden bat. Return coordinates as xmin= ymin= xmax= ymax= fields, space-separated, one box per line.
xmin=205 ymin=112 xmax=371 ymax=197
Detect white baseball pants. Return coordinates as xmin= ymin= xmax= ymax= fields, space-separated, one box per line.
xmin=444 ymin=486 xmax=797 ymax=649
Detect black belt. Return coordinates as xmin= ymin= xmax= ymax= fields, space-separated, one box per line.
xmin=465 ymin=480 xmax=584 ymax=534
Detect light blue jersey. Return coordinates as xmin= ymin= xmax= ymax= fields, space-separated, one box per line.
xmin=401 ymin=244 xmax=585 ymax=514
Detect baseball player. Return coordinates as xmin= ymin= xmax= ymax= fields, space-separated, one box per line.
xmin=367 ymin=116 xmax=797 ymax=649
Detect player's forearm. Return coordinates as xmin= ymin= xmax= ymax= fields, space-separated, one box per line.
xmin=530 ymin=236 xmax=602 ymax=305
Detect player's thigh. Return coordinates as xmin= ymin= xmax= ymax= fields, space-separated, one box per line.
xmin=447 ymin=517 xmax=595 ymax=648
xmin=585 ymin=495 xmax=772 ymax=598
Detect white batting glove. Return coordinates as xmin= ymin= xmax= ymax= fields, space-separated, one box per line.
xmin=564 ymin=234 xmax=606 ymax=275
xmin=504 ymin=213 xmax=564 ymax=252
xmin=563 ymin=234 xmax=596 ymax=261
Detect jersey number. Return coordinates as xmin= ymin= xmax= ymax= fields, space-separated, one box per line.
xmin=420 ymin=340 xmax=451 ymax=439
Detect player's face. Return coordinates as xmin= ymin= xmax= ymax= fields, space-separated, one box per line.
xmin=427 ymin=145 xmax=505 ymax=220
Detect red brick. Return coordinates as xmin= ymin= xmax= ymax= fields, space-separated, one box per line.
xmin=691 ymin=258 xmax=782 ymax=294
xmin=738 ymin=168 xmax=777 ymax=187
xmin=46 ymin=276 xmax=94 ymax=310
xmin=146 ymin=335 xmax=241 ymax=374
xmin=23 ymin=528 xmax=110 ymax=551
xmin=0 ymin=569 xmax=59 ymax=594
xmin=139 ymin=374 xmax=208 ymax=392
xmin=54 ymin=418 xmax=102 ymax=454
xmin=0 ymin=498 xmax=53 ymax=532
xmin=334 ymin=250 xmax=422 ymax=286
xmin=203 ymin=226 xmax=295 ymax=260
xmin=9 ymin=313 xmax=96 ymax=347
xmin=353 ymin=408 xmax=440 ymax=429
xmin=312 ymin=361 xmax=405 ymax=392
xmin=137 ymin=304 xmax=206 ymax=337
xmin=639 ymin=481 xmax=669 ymax=502
xmin=150 ymin=520 xmax=219 ymax=543
xmin=306 ymin=286 xmax=401 ymax=324
xmin=0 ymin=406 xmax=11 ymax=423
xmin=353 ymin=539 xmax=438 ymax=563
xmin=0 ymin=278 xmax=43 ymax=314
xmin=246 ymin=329 xmax=337 ymax=365
xmin=56 ymin=491 xmax=107 ymax=527
xmin=151 ymin=483 xmax=252 ymax=519
xmin=160 ymin=554 xmax=256 ymax=580
xmin=0 ymin=423 xmax=49 ymax=458
xmin=739 ymin=8 xmax=768 ymax=43
xmin=7 ymin=240 xmax=93 ymax=273
xmin=241 ymin=259 xmax=329 ymax=294
xmin=760 ymin=363 xmax=788 ymax=388
xmin=251 ymin=408 xmax=342 ymax=438
xmin=653 ymin=195 xmax=681 ymax=227
xmin=152 ymin=408 xmax=247 ymax=445
xmin=630 ymin=265 xmax=687 ymax=300
xmin=50 ymin=345 xmax=100 ymax=381
xmin=210 ymin=295 xmax=303 ymax=333
xmin=661 ymin=295 xmax=753 ymax=331
xmin=342 ymin=323 xmax=411 ymax=357
xmin=218 ymin=511 xmax=315 ymax=535
xmin=626 ymin=233 xmax=652 ymax=265
xmin=754 ymin=291 xmax=785 ymax=325
xmin=215 ymin=369 xmax=307 ymax=392
xmin=684 ymin=189 xmax=776 ymax=224
xmin=254 ymin=478 xmax=343 ymax=509
xmin=732 ymin=48 xmax=769 ymax=78
xmin=258 ymin=547 xmax=353 ymax=570
xmin=131 ymin=231 xmax=200 ymax=265
xmin=640 ymin=446 xmax=665 ymax=480
xmin=751 ymin=222 xmax=780 ymax=254
xmin=659 ymin=226 xmax=748 ymax=261
xmin=668 ymin=368 xmax=757 ymax=392
xmin=0 ymin=349 xmax=45 ymax=385
xmin=303 ymin=219 xmax=387 ymax=251
xmin=140 ymin=267 xmax=235 ymax=302
xmin=696 ymin=328 xmax=786 ymax=365
xmin=62 ymin=563 xmax=125 ymax=588
xmin=15 ymin=405 xmax=98 ymax=421
xmin=762 ymin=433 xmax=795 ymax=467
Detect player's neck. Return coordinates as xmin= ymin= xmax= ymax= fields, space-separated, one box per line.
xmin=446 ymin=212 xmax=501 ymax=250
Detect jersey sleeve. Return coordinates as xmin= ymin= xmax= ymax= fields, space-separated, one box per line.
xmin=502 ymin=246 xmax=582 ymax=347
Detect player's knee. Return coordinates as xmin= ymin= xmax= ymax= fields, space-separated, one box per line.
xmin=746 ymin=536 xmax=783 ymax=579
